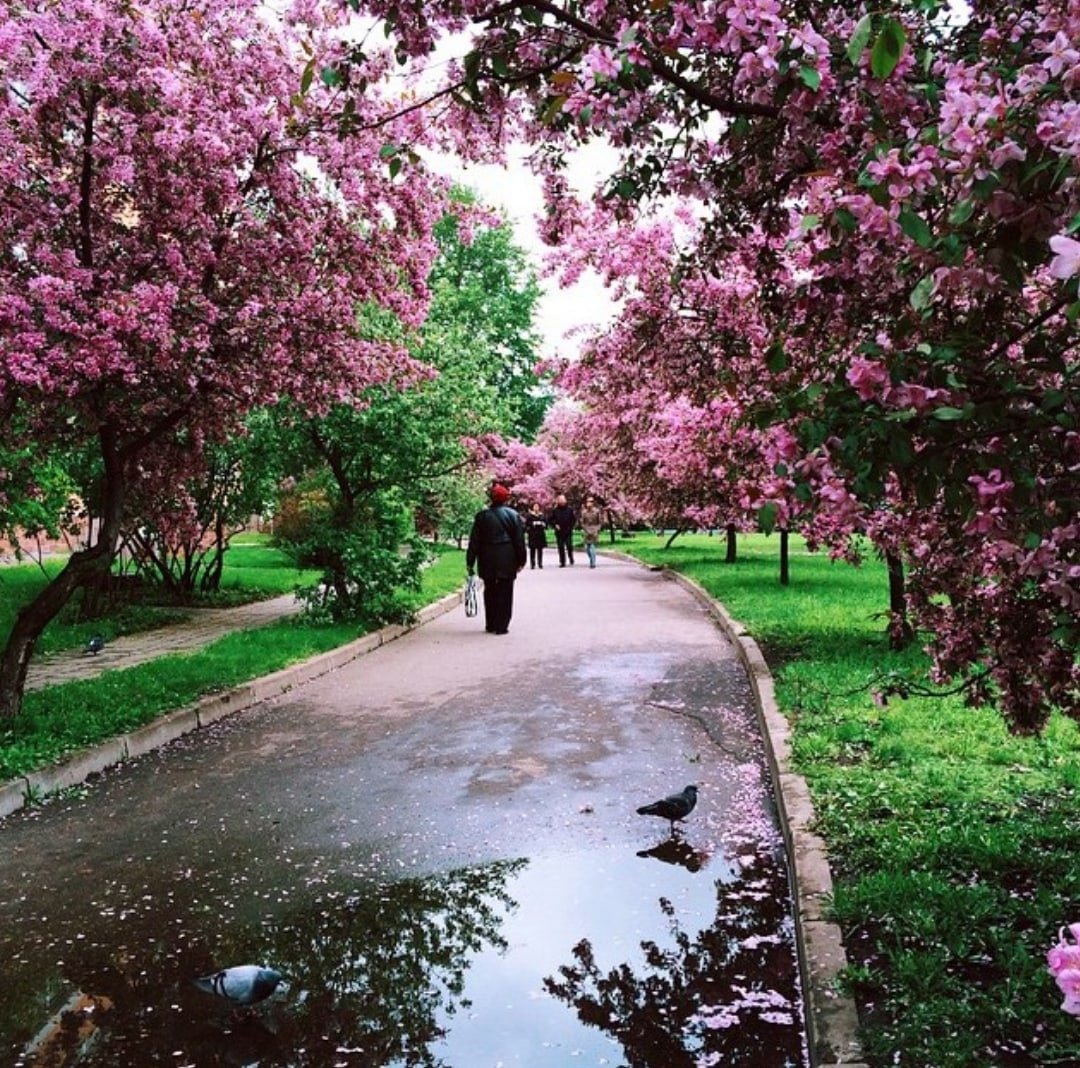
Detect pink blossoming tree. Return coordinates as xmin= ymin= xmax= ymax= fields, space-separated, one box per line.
xmin=0 ymin=0 xmax=446 ymax=717
xmin=358 ymin=0 xmax=1079 ymax=730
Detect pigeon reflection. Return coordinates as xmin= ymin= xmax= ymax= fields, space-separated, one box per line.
xmin=637 ymin=836 xmax=709 ymax=873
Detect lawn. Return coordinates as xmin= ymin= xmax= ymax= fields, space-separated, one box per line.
xmin=0 ymin=540 xmax=466 ymax=782
xmin=0 ymin=535 xmax=325 ymax=657
xmin=616 ymin=531 xmax=1080 ymax=1067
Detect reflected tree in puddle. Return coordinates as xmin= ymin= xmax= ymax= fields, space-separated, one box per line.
xmin=544 ymin=853 xmax=806 ymax=1068
xmin=12 ymin=859 xmax=525 ymax=1067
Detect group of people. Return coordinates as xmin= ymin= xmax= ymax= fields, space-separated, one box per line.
xmin=465 ymin=485 xmax=605 ymax=635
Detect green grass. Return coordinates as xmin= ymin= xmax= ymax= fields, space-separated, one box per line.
xmin=0 ymin=537 xmax=325 ymax=655
xmin=0 ymin=544 xmax=466 ymax=782
xmin=617 ymin=532 xmax=1080 ymax=1067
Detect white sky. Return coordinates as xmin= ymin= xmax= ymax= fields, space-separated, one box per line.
xmin=405 ymin=29 xmax=620 ymax=360
xmin=445 ymin=145 xmax=620 ymax=361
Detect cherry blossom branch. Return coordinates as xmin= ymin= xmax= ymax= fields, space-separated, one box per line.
xmin=476 ymin=0 xmax=779 ymax=119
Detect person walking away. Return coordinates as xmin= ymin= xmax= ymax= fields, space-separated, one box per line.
xmin=525 ymin=502 xmax=547 ymax=569
xmin=580 ymin=496 xmax=604 ymax=569
xmin=548 ymin=494 xmax=576 ymax=567
xmin=467 ymin=483 xmax=527 ymax=634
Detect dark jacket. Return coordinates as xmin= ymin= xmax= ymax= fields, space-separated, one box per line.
xmin=526 ymin=511 xmax=548 ymax=549
xmin=467 ymin=505 xmax=527 ymax=582
xmin=548 ymin=504 xmax=576 ymax=538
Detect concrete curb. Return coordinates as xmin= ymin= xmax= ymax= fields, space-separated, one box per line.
xmin=613 ymin=554 xmax=867 ymax=1068
xmin=0 ymin=590 xmax=463 ymax=821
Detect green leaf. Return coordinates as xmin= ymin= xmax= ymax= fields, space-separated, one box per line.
xmin=800 ymin=213 xmax=821 ymax=233
xmin=798 ymin=65 xmax=822 ymax=91
xmin=948 ymin=199 xmax=975 ymax=225
xmin=492 ymin=54 xmax=510 ymax=78
xmin=758 ymin=502 xmax=779 ymax=535
xmin=765 ymin=342 xmax=789 ymax=373
xmin=930 ymin=406 xmax=967 ymax=421
xmin=910 ymin=274 xmax=935 ymax=311
xmin=847 ymin=14 xmax=873 ymax=64
xmin=898 ymin=208 xmax=933 ymax=247
xmin=300 ymin=59 xmax=315 ymax=95
xmin=540 ymin=95 xmax=567 ymax=125
xmin=389 ymin=158 xmax=402 ymax=179
xmin=870 ymin=18 xmax=906 ymax=79
xmin=1067 ymin=211 xmax=1080 ymax=235
xmin=834 ymin=208 xmax=857 ymax=233
xmin=320 ymin=66 xmax=341 ymax=88
xmin=379 ymin=143 xmax=400 ymax=159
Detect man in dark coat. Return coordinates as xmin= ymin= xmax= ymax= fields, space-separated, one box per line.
xmin=466 ymin=483 xmax=527 ymax=635
xmin=548 ymin=493 xmax=576 ymax=567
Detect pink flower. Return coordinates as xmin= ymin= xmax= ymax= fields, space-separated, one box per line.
xmin=846 ymin=357 xmax=889 ymax=401
xmin=1048 ymin=925 xmax=1080 ymax=1015
xmin=1048 ymin=235 xmax=1080 ymax=280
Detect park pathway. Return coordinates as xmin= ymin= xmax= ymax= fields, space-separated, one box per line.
xmin=0 ymin=554 xmax=861 ymax=1067
xmin=24 ymin=592 xmax=303 ymax=691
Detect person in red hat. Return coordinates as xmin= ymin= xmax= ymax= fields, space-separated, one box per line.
xmin=466 ymin=483 xmax=527 ymax=634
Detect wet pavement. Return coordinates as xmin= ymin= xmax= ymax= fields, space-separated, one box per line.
xmin=0 ymin=555 xmax=808 ymax=1067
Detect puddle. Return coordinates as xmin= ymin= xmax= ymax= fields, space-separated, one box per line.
xmin=2 ymin=831 xmax=804 ymax=1066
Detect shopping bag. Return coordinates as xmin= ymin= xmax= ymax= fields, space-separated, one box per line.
xmin=464 ymin=575 xmax=478 ymax=617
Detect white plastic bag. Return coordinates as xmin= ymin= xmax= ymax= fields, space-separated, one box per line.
xmin=464 ymin=575 xmax=478 ymax=617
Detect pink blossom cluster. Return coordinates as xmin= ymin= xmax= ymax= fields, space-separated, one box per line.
xmin=1048 ymin=924 xmax=1080 ymax=1016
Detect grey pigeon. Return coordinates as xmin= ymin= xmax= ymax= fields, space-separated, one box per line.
xmin=85 ymin=635 xmax=105 ymax=656
xmin=636 ymin=784 xmax=698 ymax=832
xmin=194 ymin=965 xmax=283 ymax=1007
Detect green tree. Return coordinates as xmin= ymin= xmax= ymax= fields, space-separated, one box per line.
xmin=427 ymin=197 xmax=551 ymax=441
xmin=273 ymin=200 xmax=546 ymax=622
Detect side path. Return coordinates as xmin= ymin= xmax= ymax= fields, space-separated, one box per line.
xmin=25 ymin=593 xmax=305 ymax=691
xmin=3 ymin=554 xmax=865 ymax=1068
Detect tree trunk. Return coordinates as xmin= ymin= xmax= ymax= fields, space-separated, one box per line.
xmin=664 ymin=527 xmax=685 ymax=550
xmin=725 ymin=524 xmax=737 ymax=563
xmin=886 ymin=550 xmax=914 ymax=649
xmin=0 ymin=443 xmax=126 ymax=719
xmin=779 ymin=528 xmax=790 ymax=586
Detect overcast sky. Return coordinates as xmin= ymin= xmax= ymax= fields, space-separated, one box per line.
xmin=443 ymin=145 xmax=620 ymax=361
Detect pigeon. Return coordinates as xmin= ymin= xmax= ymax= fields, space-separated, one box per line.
xmin=194 ymin=965 xmax=283 ymax=1007
xmin=85 ymin=635 xmax=105 ymax=656
xmin=636 ymin=784 xmax=698 ymax=832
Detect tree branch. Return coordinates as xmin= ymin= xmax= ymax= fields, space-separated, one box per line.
xmin=476 ymin=0 xmax=779 ymax=119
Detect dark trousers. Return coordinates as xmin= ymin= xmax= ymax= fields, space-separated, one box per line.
xmin=483 ymin=577 xmax=515 ymax=633
xmin=529 ymin=546 xmax=544 ymax=568
xmin=555 ymin=530 xmax=574 ymax=565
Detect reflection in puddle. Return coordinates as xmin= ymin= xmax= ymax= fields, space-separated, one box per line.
xmin=637 ymin=833 xmax=710 ymax=872
xmin=6 ymin=840 xmax=805 ymax=1067
xmin=545 ymin=852 xmax=804 ymax=1068
xmin=7 ymin=861 xmax=525 ymax=1067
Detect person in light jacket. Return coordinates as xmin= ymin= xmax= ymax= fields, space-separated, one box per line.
xmin=466 ymin=483 xmax=527 ymax=634
xmin=579 ymin=496 xmax=605 ymax=568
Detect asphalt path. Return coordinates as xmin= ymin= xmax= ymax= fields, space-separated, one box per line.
xmin=0 ymin=552 xmax=807 ymax=1067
